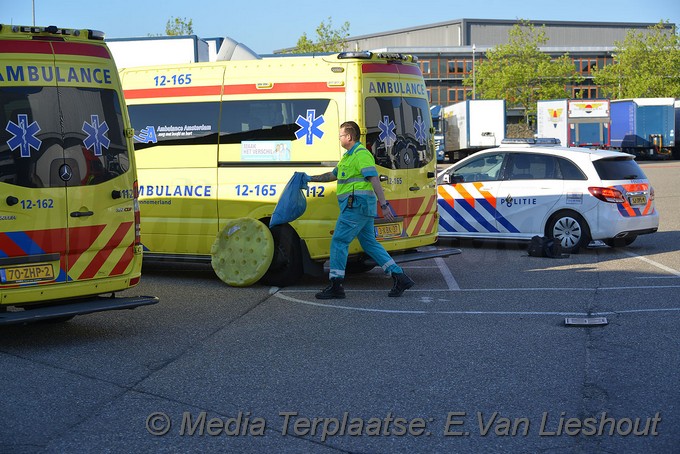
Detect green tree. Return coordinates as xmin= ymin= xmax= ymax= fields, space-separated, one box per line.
xmin=463 ymin=20 xmax=582 ymax=125
xmin=289 ymin=17 xmax=350 ymax=53
xmin=165 ymin=16 xmax=193 ymax=36
xmin=592 ymin=21 xmax=680 ymax=98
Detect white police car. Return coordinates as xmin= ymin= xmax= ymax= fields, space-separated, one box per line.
xmin=436 ymin=139 xmax=659 ymax=250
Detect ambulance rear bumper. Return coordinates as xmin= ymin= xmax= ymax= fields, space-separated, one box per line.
xmin=0 ymin=295 xmax=159 ymax=326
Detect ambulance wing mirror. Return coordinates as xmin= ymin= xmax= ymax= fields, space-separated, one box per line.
xmin=442 ymin=174 xmax=451 ymax=184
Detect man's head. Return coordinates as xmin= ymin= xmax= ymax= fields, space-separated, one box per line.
xmin=339 ymin=121 xmax=360 ymax=150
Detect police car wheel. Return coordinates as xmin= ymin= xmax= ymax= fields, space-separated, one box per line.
xmin=546 ymin=211 xmax=591 ymax=251
xmin=259 ymin=224 xmax=303 ymax=287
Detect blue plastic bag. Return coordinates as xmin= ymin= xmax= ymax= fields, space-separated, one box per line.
xmin=269 ymin=172 xmax=309 ymax=228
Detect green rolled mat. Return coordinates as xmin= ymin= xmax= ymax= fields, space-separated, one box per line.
xmin=211 ymin=218 xmax=274 ymax=287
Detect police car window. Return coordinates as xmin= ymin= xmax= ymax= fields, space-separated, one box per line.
xmin=508 ymin=153 xmax=558 ymax=180
xmin=1 ymin=87 xmax=129 ymax=188
xmin=128 ymin=102 xmax=220 ymax=149
xmin=451 ymin=153 xmax=505 ymax=183
xmin=364 ymin=96 xmax=433 ymax=169
xmin=219 ymin=99 xmax=331 ymax=144
xmin=592 ymin=157 xmax=647 ymax=180
xmin=557 ymin=157 xmax=587 ymax=180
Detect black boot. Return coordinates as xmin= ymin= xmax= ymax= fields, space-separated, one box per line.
xmin=389 ymin=272 xmax=415 ymax=297
xmin=315 ymin=278 xmax=346 ymax=299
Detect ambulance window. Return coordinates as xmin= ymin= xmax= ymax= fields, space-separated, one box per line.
xmin=218 ymin=99 xmax=331 ymax=144
xmin=128 ymin=102 xmax=220 ymax=148
xmin=1 ymin=86 xmax=130 ymax=188
xmin=364 ymin=96 xmax=433 ymax=169
xmin=60 ymin=87 xmax=130 ymax=186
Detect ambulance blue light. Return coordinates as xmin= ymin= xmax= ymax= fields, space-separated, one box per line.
xmin=338 ymin=51 xmax=372 ymax=59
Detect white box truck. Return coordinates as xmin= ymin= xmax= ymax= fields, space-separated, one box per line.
xmin=442 ymin=99 xmax=506 ymax=162
xmin=537 ymin=99 xmax=610 ymax=148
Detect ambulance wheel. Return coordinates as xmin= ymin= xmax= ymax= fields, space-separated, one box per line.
xmin=260 ymin=224 xmax=303 ymax=287
xmin=604 ymin=236 xmax=637 ymax=248
xmin=546 ymin=211 xmax=591 ymax=251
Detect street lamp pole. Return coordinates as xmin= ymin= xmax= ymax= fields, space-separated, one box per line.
xmin=472 ymin=44 xmax=476 ymax=100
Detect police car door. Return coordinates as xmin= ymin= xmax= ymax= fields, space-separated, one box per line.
xmin=437 ymin=152 xmax=506 ymax=237
xmin=495 ymin=152 xmax=564 ymax=238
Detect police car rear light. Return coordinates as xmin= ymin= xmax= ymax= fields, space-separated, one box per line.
xmin=589 ymin=187 xmax=625 ymax=203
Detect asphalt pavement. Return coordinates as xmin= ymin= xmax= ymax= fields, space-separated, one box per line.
xmin=1 ymin=161 xmax=679 ymax=453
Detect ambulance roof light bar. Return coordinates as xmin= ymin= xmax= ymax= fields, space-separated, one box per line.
xmin=337 ymin=51 xmax=417 ymax=63
xmin=5 ymin=25 xmax=105 ymax=40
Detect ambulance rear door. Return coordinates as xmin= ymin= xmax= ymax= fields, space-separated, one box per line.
xmin=53 ymin=42 xmax=139 ymax=283
xmin=363 ymin=61 xmax=437 ymax=242
xmin=1 ymin=40 xmax=69 ymax=288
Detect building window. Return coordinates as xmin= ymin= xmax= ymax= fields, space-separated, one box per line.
xmin=574 ymin=58 xmax=597 ymax=74
xmin=420 ymin=60 xmax=431 ymax=75
xmin=447 ymin=59 xmax=472 ymax=74
xmin=448 ymin=88 xmax=471 ymax=103
xmin=573 ymin=86 xmax=599 ymax=98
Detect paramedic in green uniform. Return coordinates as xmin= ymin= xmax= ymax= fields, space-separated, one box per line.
xmin=306 ymin=121 xmax=415 ymax=299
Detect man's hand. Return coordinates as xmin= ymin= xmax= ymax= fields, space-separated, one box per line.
xmin=380 ymin=203 xmax=395 ymax=222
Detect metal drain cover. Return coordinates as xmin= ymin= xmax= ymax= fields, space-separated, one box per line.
xmin=565 ymin=317 xmax=608 ymax=326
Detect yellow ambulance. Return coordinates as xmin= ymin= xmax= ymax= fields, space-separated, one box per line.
xmin=0 ymin=25 xmax=158 ymax=324
xmin=120 ymin=51 xmax=457 ymax=287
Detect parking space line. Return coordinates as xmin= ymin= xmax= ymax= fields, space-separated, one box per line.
xmin=435 ymin=257 xmax=460 ymax=290
xmin=623 ymin=251 xmax=680 ymax=277
xmin=273 ymin=292 xmax=680 ymax=316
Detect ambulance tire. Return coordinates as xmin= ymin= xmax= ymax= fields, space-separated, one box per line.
xmin=546 ymin=210 xmax=591 ymax=252
xmin=259 ymin=224 xmax=303 ymax=287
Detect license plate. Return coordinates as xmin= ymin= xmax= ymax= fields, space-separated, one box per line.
xmin=0 ymin=264 xmax=55 ymax=284
xmin=629 ymin=195 xmax=647 ymax=205
xmin=375 ymin=222 xmax=403 ymax=239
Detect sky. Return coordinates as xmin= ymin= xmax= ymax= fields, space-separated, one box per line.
xmin=3 ymin=0 xmax=679 ymax=55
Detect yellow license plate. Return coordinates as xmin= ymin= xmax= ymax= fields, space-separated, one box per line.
xmin=375 ymin=222 xmax=403 ymax=239
xmin=1 ymin=264 xmax=55 ymax=284
xmin=629 ymin=195 xmax=647 ymax=205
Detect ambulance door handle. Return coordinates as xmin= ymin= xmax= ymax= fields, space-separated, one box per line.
xmin=111 ymin=190 xmax=122 ymax=199
xmin=427 ymin=172 xmax=435 ymax=178
xmin=409 ymin=185 xmax=420 ymax=191
xmin=71 ymin=210 xmax=94 ymax=218
xmin=379 ymin=175 xmax=388 ymax=182
xmin=6 ymin=196 xmax=19 ymax=206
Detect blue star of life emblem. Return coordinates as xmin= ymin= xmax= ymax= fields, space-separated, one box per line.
xmin=414 ymin=115 xmax=426 ymax=145
xmin=378 ymin=115 xmax=396 ymax=148
xmin=295 ymin=109 xmax=324 ymax=145
xmin=82 ymin=114 xmax=110 ymax=157
xmin=6 ymin=114 xmax=43 ymax=158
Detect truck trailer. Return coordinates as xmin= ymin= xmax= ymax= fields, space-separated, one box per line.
xmin=442 ymin=99 xmax=506 ymax=162
xmin=610 ymin=98 xmax=675 ymax=159
xmin=536 ymin=99 xmax=610 ymax=148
